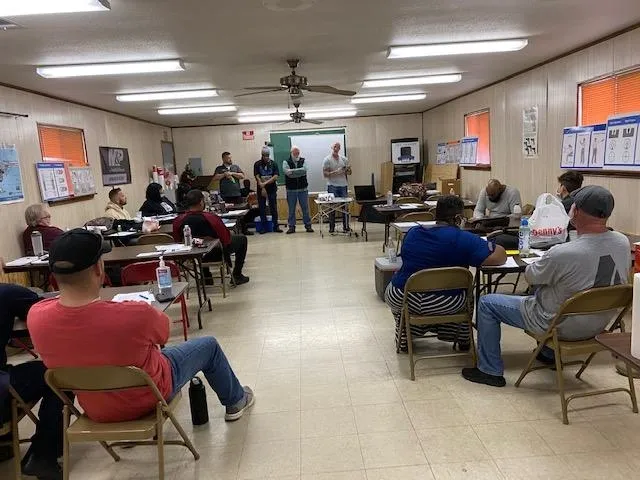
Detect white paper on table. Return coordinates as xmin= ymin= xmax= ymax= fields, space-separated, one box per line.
xmin=224 ymin=221 xmax=237 ymax=228
xmin=495 ymin=257 xmax=520 ymax=269
xmin=399 ymin=203 xmax=424 ymax=209
xmin=393 ymin=222 xmax=419 ymax=228
xmin=107 ymin=231 xmax=137 ymax=237
xmin=424 ymin=201 xmax=438 ymax=208
xmin=521 ymin=257 xmax=541 ymax=264
xmin=417 ymin=221 xmax=437 ymax=228
xmin=111 ymin=292 xmax=156 ymax=305
xmin=5 ymin=256 xmax=39 ymax=267
xmin=136 ymin=251 xmax=162 ymax=258
xmin=530 ymin=248 xmax=547 ymax=257
xmin=154 ymin=244 xmax=192 ymax=253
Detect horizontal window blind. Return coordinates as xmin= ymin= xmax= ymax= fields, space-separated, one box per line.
xmin=580 ymin=68 xmax=640 ymax=126
xmin=465 ymin=110 xmax=491 ymax=165
xmin=38 ymin=125 xmax=87 ymax=166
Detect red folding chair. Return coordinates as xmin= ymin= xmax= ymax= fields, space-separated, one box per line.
xmin=121 ymin=261 xmax=190 ymax=341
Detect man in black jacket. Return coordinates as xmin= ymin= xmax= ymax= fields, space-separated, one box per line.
xmin=282 ymin=146 xmax=314 ymax=234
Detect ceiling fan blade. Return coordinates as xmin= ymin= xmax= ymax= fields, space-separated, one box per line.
xmin=279 ymin=120 xmax=294 ymax=125
xmin=304 ymin=85 xmax=356 ymax=96
xmin=244 ymin=86 xmax=285 ymax=90
xmin=234 ymin=88 xmax=286 ymax=98
xmin=302 ymin=118 xmax=323 ymax=125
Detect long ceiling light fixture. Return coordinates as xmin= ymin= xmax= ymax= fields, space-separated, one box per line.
xmin=0 ymin=0 xmax=111 ymax=16
xmin=362 ymin=74 xmax=461 ymax=88
xmin=158 ymin=105 xmax=237 ymax=115
xmin=388 ymin=39 xmax=528 ymax=58
xmin=351 ymin=94 xmax=426 ymax=104
xmin=37 ymin=59 xmax=185 ymax=78
xmin=117 ymin=89 xmax=218 ymax=102
xmin=237 ymin=109 xmax=357 ymax=124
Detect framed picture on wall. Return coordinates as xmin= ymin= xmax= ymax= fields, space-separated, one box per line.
xmin=99 ymin=146 xmax=132 ymax=186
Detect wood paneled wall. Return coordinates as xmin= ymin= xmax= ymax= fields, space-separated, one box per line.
xmin=0 ymin=85 xmax=170 ymax=261
xmin=171 ymin=114 xmax=423 ymax=198
xmin=423 ymin=27 xmax=640 ymax=234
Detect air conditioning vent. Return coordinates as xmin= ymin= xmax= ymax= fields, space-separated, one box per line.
xmin=0 ymin=18 xmax=22 ymax=31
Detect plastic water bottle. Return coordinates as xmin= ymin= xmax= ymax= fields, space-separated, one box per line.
xmin=31 ymin=231 xmax=44 ymax=256
xmin=387 ymin=238 xmax=397 ymax=263
xmin=155 ymin=256 xmax=172 ymax=294
xmin=513 ymin=204 xmax=522 ymax=219
xmin=183 ymin=224 xmax=192 ymax=247
xmin=386 ymin=190 xmax=393 ymax=206
xmin=188 ymin=377 xmax=209 ymax=425
xmin=518 ymin=218 xmax=531 ymax=257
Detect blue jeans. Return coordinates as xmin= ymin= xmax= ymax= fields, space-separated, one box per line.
xmin=162 ymin=337 xmax=244 ymax=407
xmin=258 ymin=189 xmax=279 ymax=228
xmin=327 ymin=185 xmax=348 ymax=231
xmin=286 ymin=189 xmax=311 ymax=228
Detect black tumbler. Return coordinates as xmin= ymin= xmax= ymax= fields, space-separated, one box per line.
xmin=189 ymin=377 xmax=209 ymax=425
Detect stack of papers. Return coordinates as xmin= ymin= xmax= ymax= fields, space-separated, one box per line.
xmin=417 ymin=221 xmax=437 ymax=228
xmin=107 ymin=231 xmax=137 ymax=237
xmin=5 ymin=256 xmax=40 ymax=267
xmin=398 ymin=203 xmax=424 ymax=209
xmin=111 ymin=292 xmax=156 ymax=304
xmin=136 ymin=251 xmax=162 ymax=258
xmin=155 ymin=244 xmax=192 ymax=253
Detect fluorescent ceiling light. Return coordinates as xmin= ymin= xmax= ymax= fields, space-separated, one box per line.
xmin=116 ymin=89 xmax=218 ymax=102
xmin=37 ymin=59 xmax=184 ymax=78
xmin=388 ymin=39 xmax=528 ymax=58
xmin=0 ymin=0 xmax=110 ymax=16
xmin=351 ymin=94 xmax=427 ymax=104
xmin=362 ymin=74 xmax=461 ymax=88
xmin=158 ymin=105 xmax=237 ymax=115
xmin=238 ymin=109 xmax=357 ymax=124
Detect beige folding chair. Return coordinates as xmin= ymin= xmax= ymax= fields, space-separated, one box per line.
xmin=426 ymin=194 xmax=444 ymax=201
xmin=201 ymin=237 xmax=230 ymax=297
xmin=45 ymin=366 xmax=199 ymax=480
xmin=0 ymin=386 xmax=39 ymax=479
xmin=515 ymin=285 xmax=638 ymax=424
xmin=398 ymin=267 xmax=476 ymax=380
xmin=396 ymin=196 xmax=421 ymax=204
xmin=395 ymin=211 xmax=435 ymax=245
xmin=137 ymin=233 xmax=175 ymax=246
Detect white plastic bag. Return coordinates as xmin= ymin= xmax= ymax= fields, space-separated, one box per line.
xmin=528 ymin=193 xmax=569 ymax=247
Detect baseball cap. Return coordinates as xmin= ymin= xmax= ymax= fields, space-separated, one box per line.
xmin=570 ymin=185 xmax=614 ymax=218
xmin=49 ymin=228 xmax=112 ymax=274
xmin=261 ymin=146 xmax=271 ymax=155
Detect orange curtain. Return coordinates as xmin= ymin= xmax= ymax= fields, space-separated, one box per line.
xmin=465 ymin=110 xmax=491 ymax=165
xmin=38 ymin=125 xmax=87 ymax=166
xmin=581 ymin=70 xmax=640 ymax=125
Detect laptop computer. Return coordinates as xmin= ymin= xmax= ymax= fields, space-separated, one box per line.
xmin=354 ymin=185 xmax=377 ymax=201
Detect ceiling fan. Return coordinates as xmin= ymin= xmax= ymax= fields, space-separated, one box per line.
xmin=236 ymin=59 xmax=356 ymax=98
xmin=282 ymin=100 xmax=322 ymax=125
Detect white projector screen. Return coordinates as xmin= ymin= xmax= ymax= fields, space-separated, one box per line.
xmin=289 ymin=133 xmax=346 ymax=193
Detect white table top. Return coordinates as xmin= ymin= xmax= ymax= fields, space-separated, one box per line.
xmin=314 ymin=197 xmax=354 ymax=204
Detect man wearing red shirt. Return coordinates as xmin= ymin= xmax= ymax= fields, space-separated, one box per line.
xmin=173 ymin=189 xmax=249 ymax=285
xmin=28 ymin=229 xmax=254 ymax=424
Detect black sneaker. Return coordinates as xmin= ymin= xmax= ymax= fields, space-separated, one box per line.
xmin=305 ymin=226 xmax=314 ymax=233
xmin=23 ymin=453 xmax=62 ymax=480
xmin=461 ymin=367 xmax=506 ymax=387
xmin=258 ymin=230 xmax=266 ymax=235
xmin=286 ymin=227 xmax=295 ymax=234
xmin=536 ymin=351 xmax=555 ymax=366
xmin=243 ymin=230 xmax=254 ymax=236
xmin=233 ymin=274 xmax=250 ymax=285
xmin=274 ymin=228 xmax=284 ymax=233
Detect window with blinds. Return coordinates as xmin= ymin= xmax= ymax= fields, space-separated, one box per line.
xmin=37 ymin=124 xmax=88 ymax=166
xmin=579 ymin=68 xmax=640 ymax=126
xmin=464 ymin=109 xmax=491 ymax=165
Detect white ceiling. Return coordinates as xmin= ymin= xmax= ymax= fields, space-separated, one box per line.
xmin=0 ymin=0 xmax=639 ymax=127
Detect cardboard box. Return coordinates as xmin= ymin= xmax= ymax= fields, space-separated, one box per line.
xmin=438 ymin=178 xmax=461 ymax=195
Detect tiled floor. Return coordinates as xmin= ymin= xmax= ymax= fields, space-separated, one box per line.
xmin=3 ymin=224 xmax=640 ymax=479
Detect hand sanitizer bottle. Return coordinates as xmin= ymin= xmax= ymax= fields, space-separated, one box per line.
xmin=156 ymin=256 xmax=172 ymax=294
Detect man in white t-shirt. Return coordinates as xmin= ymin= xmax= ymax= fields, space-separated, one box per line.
xmin=322 ymin=142 xmax=351 ymax=233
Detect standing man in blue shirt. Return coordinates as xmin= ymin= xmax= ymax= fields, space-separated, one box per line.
xmin=322 ymin=142 xmax=351 ymax=233
xmin=283 ymin=146 xmax=314 ymax=234
xmin=253 ymin=146 xmax=283 ymax=234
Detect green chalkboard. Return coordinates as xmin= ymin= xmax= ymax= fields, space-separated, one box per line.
xmin=270 ymin=128 xmax=346 ymax=186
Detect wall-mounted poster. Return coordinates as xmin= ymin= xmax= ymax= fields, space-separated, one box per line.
xmin=36 ymin=162 xmax=71 ymax=201
xmin=603 ymin=115 xmax=639 ymax=167
xmin=588 ymin=124 xmax=606 ymax=168
xmin=69 ymin=166 xmax=97 ymax=196
xmin=560 ymin=127 xmax=580 ymax=168
xmin=523 ymin=106 xmax=538 ymax=158
xmin=446 ymin=140 xmax=461 ymax=164
xmin=460 ymin=137 xmax=478 ymax=165
xmin=436 ymin=143 xmax=447 ymax=164
xmin=575 ymin=130 xmax=592 ymax=168
xmin=0 ymin=145 xmax=25 ymax=205
xmin=391 ymin=138 xmax=420 ymax=165
xmin=99 ymin=146 xmax=132 ymax=186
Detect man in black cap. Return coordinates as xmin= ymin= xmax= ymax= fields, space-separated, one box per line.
xmin=462 ymin=185 xmax=630 ymax=387
xmin=28 ymin=229 xmax=254 ymax=426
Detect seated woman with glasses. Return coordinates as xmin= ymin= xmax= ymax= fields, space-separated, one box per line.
xmin=385 ymin=195 xmax=507 ymax=353
xmin=22 ymin=203 xmax=64 ymax=255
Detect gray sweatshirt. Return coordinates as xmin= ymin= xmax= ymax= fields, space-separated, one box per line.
xmin=473 ymin=185 xmax=522 ymax=219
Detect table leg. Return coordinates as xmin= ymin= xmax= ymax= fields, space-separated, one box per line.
xmin=382 ymin=218 xmax=391 ymax=252
xmin=361 ymin=206 xmax=368 ymax=241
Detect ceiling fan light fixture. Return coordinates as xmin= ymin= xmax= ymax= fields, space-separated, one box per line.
xmin=37 ymin=59 xmax=185 ymax=78
xmin=238 ymin=114 xmax=291 ymax=123
xmin=117 ymin=89 xmax=218 ymax=102
xmin=362 ymin=74 xmax=461 ymax=88
xmin=0 ymin=0 xmax=110 ymax=16
xmin=351 ymin=93 xmax=427 ymax=104
xmin=158 ymin=105 xmax=236 ymax=115
xmin=306 ymin=110 xmax=357 ymax=119
xmin=388 ymin=38 xmax=528 ymax=58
